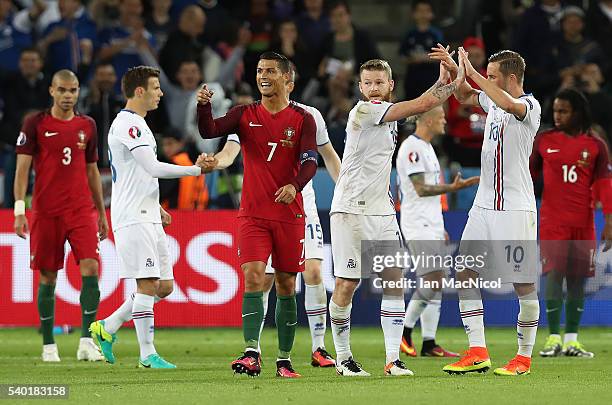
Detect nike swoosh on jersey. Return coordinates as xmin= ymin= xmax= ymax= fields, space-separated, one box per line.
xmin=45 ymin=131 xmax=59 ymax=137
xmin=242 ymin=312 xmax=257 ymax=318
xmin=249 ymin=122 xmax=263 ymax=127
xmin=546 ymin=148 xmax=560 ymax=153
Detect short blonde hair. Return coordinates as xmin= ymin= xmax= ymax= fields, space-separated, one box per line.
xmin=359 ymin=59 xmax=393 ymax=81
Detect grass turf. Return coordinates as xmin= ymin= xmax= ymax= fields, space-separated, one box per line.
xmin=0 ymin=327 xmax=611 ymax=404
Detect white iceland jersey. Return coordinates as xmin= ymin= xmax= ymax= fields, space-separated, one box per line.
xmin=228 ymin=101 xmax=329 ymax=217
xmin=396 ymin=134 xmax=444 ymax=238
xmin=108 ymin=110 xmax=162 ymax=230
xmin=474 ymin=91 xmax=540 ymax=212
xmin=331 ymin=100 xmax=397 ymax=216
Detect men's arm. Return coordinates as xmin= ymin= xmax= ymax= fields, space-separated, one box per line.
xmin=318 ymin=142 xmax=341 ymax=182
xmin=13 ymin=154 xmax=32 ymax=239
xmin=214 ymin=139 xmax=241 ymax=170
xmin=591 ymin=137 xmax=612 ymax=251
xmin=138 ymin=45 xmax=178 ymax=99
xmin=274 ymin=114 xmax=318 ymax=204
xmin=131 ymin=146 xmax=202 ymax=178
xmin=410 ymin=172 xmax=479 ymax=197
xmin=529 ymin=135 xmax=544 ymax=180
xmin=86 ymin=163 xmax=109 ymax=240
xmin=457 ymin=49 xmax=527 ymax=119
xmin=382 ymin=59 xmax=466 ymax=123
xmin=14 ymin=154 xmax=32 ymax=203
xmin=289 ymin=113 xmax=318 ymax=191
xmin=197 ymin=101 xmax=243 ymax=139
xmin=469 ymin=72 xmax=527 ymax=119
xmin=428 ymin=44 xmax=480 ymax=106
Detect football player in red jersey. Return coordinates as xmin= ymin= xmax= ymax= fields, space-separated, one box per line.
xmin=197 ymin=52 xmax=318 ymax=378
xmin=530 ymin=88 xmax=611 ymax=358
xmin=13 ymin=69 xmax=109 ymax=362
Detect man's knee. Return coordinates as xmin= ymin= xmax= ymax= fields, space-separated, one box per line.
xmin=263 ymin=274 xmax=275 ymax=292
xmin=242 ymin=262 xmax=266 ymax=291
xmin=156 ymin=280 xmax=174 ymax=298
xmin=303 ymin=259 xmax=322 ymax=285
xmin=39 ymin=270 xmax=58 ymax=285
xmin=79 ymin=258 xmax=99 ymax=277
xmin=275 ymin=272 xmax=297 ymax=296
xmin=332 ymin=277 xmax=359 ymax=306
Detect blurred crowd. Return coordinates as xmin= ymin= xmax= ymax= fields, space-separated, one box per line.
xmin=1 ymin=0 xmax=611 ymax=209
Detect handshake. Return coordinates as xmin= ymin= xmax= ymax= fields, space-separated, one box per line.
xmin=195 ymin=153 xmax=218 ymax=173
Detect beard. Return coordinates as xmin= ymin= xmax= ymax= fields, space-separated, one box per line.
xmin=362 ymin=89 xmax=392 ymax=102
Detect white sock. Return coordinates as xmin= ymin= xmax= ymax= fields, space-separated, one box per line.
xmin=421 ymin=291 xmax=442 ymax=341
xmin=404 ymin=287 xmax=436 ymax=328
xmin=132 ymin=293 xmax=156 ymax=360
xmin=329 ymin=299 xmax=352 ymax=363
xmin=104 ymin=294 xmax=162 ymax=334
xmin=564 ymin=333 xmax=578 ymax=344
xmin=517 ymin=291 xmax=539 ymax=357
xmin=305 ymin=283 xmax=328 ymax=352
xmin=381 ymin=295 xmax=405 ymax=364
xmin=257 ymin=287 xmax=271 ymax=353
xmin=104 ymin=293 xmax=135 ymax=334
xmin=458 ymin=288 xmax=486 ymax=348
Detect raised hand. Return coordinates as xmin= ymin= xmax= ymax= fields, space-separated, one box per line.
xmin=430 ymin=43 xmax=458 ymax=79
xmin=458 ymin=47 xmax=476 ymax=79
xmin=197 ymin=84 xmax=215 ymax=105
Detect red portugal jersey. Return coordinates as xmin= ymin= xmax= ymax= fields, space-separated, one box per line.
xmin=16 ymin=111 xmax=98 ymax=216
xmin=530 ymin=129 xmax=610 ymax=228
xmin=199 ymin=101 xmax=317 ymax=224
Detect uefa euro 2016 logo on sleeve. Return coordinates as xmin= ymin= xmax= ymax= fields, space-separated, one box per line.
xmin=16 ymin=132 xmax=27 ymax=146
xmin=128 ymin=126 xmax=142 ymax=139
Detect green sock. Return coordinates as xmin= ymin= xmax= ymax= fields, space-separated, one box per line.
xmin=242 ymin=291 xmax=264 ymax=351
xmin=275 ymin=294 xmax=297 ymax=359
xmin=565 ymin=276 xmax=585 ymax=335
xmin=565 ymin=298 xmax=584 ymax=334
xmin=546 ymin=299 xmax=562 ymax=335
xmin=545 ymin=273 xmax=564 ymax=335
xmin=80 ymin=276 xmax=100 ymax=337
xmin=38 ymin=283 xmax=56 ymax=345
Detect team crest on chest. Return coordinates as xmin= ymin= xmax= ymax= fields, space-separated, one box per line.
xmin=577 ymin=148 xmax=591 ymax=167
xmin=77 ymin=130 xmax=87 ymax=150
xmin=281 ymin=126 xmax=295 ymax=147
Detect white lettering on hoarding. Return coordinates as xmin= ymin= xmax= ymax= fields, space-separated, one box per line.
xmin=186 ymin=232 xmax=238 ymax=305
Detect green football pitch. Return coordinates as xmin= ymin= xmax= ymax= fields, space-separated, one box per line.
xmin=1 ymin=327 xmax=611 ymax=404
